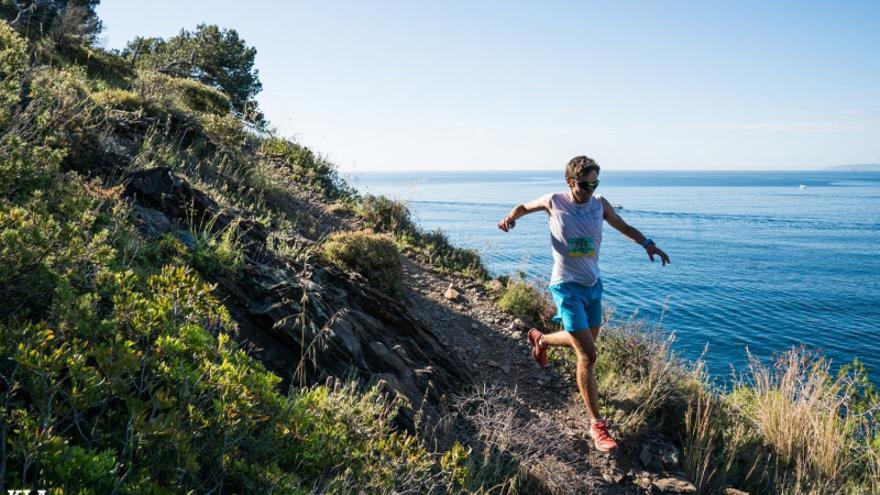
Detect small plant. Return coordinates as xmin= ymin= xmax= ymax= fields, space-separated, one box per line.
xmin=134 ymin=70 xmax=232 ymax=117
xmin=404 ymin=229 xmax=488 ymax=279
xmin=358 ymin=193 xmax=414 ymax=234
xmin=187 ymin=211 xmax=245 ymax=275
xmin=497 ymin=276 xmax=552 ymax=323
xmin=90 ymin=88 xmax=145 ymax=111
xmin=259 ymin=137 xmax=359 ymax=201
xmin=0 ymin=20 xmax=28 ymax=125
xmin=322 ymin=230 xmax=404 ymax=297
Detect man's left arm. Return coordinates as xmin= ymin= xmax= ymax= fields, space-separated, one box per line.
xmin=601 ymin=197 xmax=670 ymax=266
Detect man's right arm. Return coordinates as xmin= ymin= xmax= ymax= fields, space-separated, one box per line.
xmin=497 ymin=194 xmax=552 ymax=232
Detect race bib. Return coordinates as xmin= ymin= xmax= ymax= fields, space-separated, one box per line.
xmin=567 ymin=237 xmax=595 ymax=257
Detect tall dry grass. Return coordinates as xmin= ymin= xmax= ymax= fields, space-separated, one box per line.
xmin=588 ymin=312 xmax=691 ymax=436
xmin=681 ymin=347 xmax=880 ymax=494
xmin=742 ymin=350 xmax=855 ymax=489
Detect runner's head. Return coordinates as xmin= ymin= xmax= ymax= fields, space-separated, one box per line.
xmin=565 ymin=155 xmax=600 ymax=203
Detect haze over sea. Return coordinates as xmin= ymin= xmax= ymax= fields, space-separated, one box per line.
xmin=351 ymin=170 xmax=880 ymax=382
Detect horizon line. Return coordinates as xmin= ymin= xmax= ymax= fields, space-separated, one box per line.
xmin=340 ymin=166 xmax=879 ymax=174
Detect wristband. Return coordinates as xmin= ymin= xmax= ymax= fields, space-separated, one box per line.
xmin=640 ymin=238 xmax=655 ymax=248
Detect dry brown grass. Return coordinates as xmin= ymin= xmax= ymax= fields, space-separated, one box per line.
xmin=730 ymin=350 xmax=862 ymax=492
xmin=589 ymin=312 xmax=692 ymax=436
xmin=448 ymin=384 xmax=592 ymax=494
xmin=680 ymin=347 xmax=880 ymax=494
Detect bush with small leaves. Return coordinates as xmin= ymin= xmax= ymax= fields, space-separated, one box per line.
xmin=0 ymin=20 xmax=28 ymax=125
xmin=125 ymin=24 xmax=260 ymax=119
xmin=497 ymin=276 xmax=552 ymax=324
xmin=322 ymin=230 xmax=404 ymax=298
xmin=259 ymin=137 xmax=358 ymax=201
xmin=135 ymin=70 xmax=231 ymax=116
xmin=89 ymin=87 xmax=145 ymax=111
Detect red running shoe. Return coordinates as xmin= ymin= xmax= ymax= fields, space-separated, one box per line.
xmin=589 ymin=419 xmax=619 ymax=452
xmin=527 ymin=328 xmax=548 ymax=367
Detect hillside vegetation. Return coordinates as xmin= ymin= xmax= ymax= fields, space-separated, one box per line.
xmin=2 ymin=3 xmax=880 ymax=494
xmin=0 ymin=7 xmax=496 ymax=493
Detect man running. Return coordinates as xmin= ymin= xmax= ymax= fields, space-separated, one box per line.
xmin=497 ymin=155 xmax=670 ymax=452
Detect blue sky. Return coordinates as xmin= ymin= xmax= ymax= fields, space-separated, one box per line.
xmin=96 ymin=1 xmax=879 ymax=172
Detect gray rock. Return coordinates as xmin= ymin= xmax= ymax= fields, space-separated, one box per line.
xmin=662 ymin=445 xmax=680 ymax=469
xmin=327 ymin=315 xmax=363 ymax=360
xmin=601 ymin=468 xmax=625 ymax=484
xmin=444 ymin=283 xmax=460 ymax=300
xmin=391 ymin=344 xmax=408 ymax=359
xmin=132 ymin=205 xmax=173 ymax=237
xmin=652 ymin=476 xmax=696 ymax=493
xmin=176 ymin=230 xmax=197 ymax=249
xmin=368 ymin=341 xmax=407 ymax=374
xmin=640 ymin=445 xmax=653 ymax=467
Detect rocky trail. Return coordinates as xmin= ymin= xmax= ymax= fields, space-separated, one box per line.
xmin=399 ymin=256 xmax=701 ymax=494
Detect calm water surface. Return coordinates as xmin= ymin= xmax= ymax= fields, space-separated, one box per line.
xmin=349 ymin=170 xmax=880 ymax=382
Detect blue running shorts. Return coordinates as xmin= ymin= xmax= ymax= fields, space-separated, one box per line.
xmin=549 ymin=279 xmax=603 ymax=332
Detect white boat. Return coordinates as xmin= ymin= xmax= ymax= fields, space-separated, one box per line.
xmin=799 ymin=184 xmax=807 ymax=189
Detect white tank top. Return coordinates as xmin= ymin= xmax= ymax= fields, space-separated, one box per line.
xmin=544 ymin=191 xmax=604 ymax=285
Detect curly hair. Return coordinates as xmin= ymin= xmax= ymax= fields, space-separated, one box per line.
xmin=566 ymin=155 xmax=600 ymax=179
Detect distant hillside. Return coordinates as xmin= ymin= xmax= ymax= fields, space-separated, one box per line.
xmin=824 ymin=163 xmax=880 ymax=171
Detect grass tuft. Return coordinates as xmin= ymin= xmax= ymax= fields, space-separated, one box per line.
xmin=322 ymin=230 xmax=404 ymax=298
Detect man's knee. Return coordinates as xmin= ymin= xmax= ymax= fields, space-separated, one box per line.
xmin=570 ymin=331 xmax=598 ymax=366
xmin=577 ymin=351 xmax=597 ymax=368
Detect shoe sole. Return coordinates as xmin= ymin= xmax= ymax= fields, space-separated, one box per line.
xmin=593 ymin=442 xmax=618 ymax=453
xmin=527 ymin=330 xmax=547 ymax=367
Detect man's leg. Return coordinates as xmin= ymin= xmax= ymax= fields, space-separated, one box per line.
xmin=541 ymin=325 xmax=617 ymax=451
xmin=539 ymin=327 xmax=602 ymax=420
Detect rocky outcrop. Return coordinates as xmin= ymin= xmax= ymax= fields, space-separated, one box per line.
xmin=123 ymin=167 xmax=467 ymax=429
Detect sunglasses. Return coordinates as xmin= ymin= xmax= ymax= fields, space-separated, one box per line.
xmin=572 ymin=179 xmax=600 ymax=190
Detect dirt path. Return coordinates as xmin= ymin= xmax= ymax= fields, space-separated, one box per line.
xmin=400 ymin=256 xmax=697 ymax=494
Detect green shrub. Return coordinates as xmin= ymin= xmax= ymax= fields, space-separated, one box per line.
xmin=179 ymin=78 xmax=232 ymax=114
xmin=497 ymin=276 xmax=551 ymax=323
xmin=126 ymin=24 xmax=260 ymax=116
xmin=0 ymin=173 xmax=114 ymax=319
xmin=135 ymin=70 xmax=232 ymax=116
xmin=0 ymin=134 xmax=65 ymax=202
xmin=260 ymin=136 xmax=358 ymax=201
xmin=200 ymin=112 xmax=247 ymax=153
xmin=322 ymin=230 xmax=404 ymax=297
xmin=90 ymin=88 xmax=145 ymax=111
xmin=189 ymin=215 xmax=246 ymax=275
xmin=355 ymin=194 xmax=488 ymax=278
xmin=23 ymin=67 xmax=108 ymax=175
xmin=402 ymin=228 xmax=488 ymax=279
xmin=0 ymin=260 xmax=468 ymax=493
xmin=358 ymin=193 xmax=414 ymax=235
xmin=0 ymin=20 xmax=28 ymax=125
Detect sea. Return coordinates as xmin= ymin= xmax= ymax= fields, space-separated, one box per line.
xmin=348 ymin=170 xmax=880 ymax=383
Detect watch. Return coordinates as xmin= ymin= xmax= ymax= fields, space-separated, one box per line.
xmin=641 ymin=238 xmax=655 ymax=248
